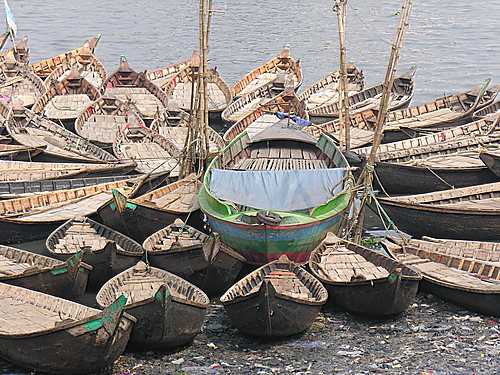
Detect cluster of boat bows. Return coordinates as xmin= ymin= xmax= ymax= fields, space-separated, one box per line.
xmin=0 ymin=35 xmax=498 ymax=374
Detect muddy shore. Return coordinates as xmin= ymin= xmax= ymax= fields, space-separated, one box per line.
xmin=3 ymin=292 xmax=497 ymax=375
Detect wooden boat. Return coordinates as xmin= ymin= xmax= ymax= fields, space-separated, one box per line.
xmin=0 ymin=144 xmax=46 ymax=160
xmin=0 ymin=32 xmax=9 ymax=51
xmin=220 ymin=255 xmax=327 ymax=337
xmin=388 ymin=238 xmax=499 ymax=316
xmin=96 ymin=261 xmax=208 ymax=349
xmin=200 ymin=124 xmax=353 ymax=265
xmin=104 ymin=56 xmax=171 ymax=119
xmin=473 ymin=100 xmax=500 ymax=120
xmin=0 ymin=36 xmax=29 ymax=64
xmin=150 ymin=107 xmax=225 ymax=157
xmin=221 ymin=81 xmax=287 ymax=125
xmin=32 ymin=66 xmax=101 ymax=124
xmin=0 ymin=159 xmax=136 ymax=183
xmin=479 ymin=149 xmax=500 ymax=178
xmin=223 ymin=88 xmax=309 ymax=142
xmin=4 ymin=105 xmax=120 ymax=163
xmin=0 ymin=284 xmax=135 ymax=374
xmin=44 ymin=43 xmax=107 ymax=90
xmin=0 ymin=51 xmax=46 ymax=108
xmin=0 ymin=177 xmax=140 ymax=244
xmin=147 ymin=56 xmax=192 ymax=88
xmin=162 ymin=52 xmax=232 ymax=113
xmin=46 ymin=217 xmax=144 ymax=289
xmin=377 ymin=182 xmax=500 ymax=240
xmin=231 ymin=47 xmax=303 ymax=98
xmin=30 ymin=35 xmax=101 ymax=79
xmin=113 ymin=122 xmax=181 ymax=174
xmin=0 ymin=175 xmax=134 ymax=199
xmin=298 ymin=62 xmax=365 ymax=112
xmin=98 ymin=174 xmax=202 ymax=243
xmin=75 ymin=95 xmax=145 ymax=147
xmin=309 ymin=234 xmax=420 ymax=316
xmin=354 ymin=117 xmax=500 ymax=194
xmin=142 ymin=220 xmax=245 ymax=296
xmin=308 ymin=66 xmax=417 ymax=118
xmin=0 ymin=245 xmax=91 ymax=300
xmin=379 ymin=82 xmax=500 ymax=142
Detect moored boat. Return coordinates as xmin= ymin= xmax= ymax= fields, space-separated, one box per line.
xmin=479 ymin=149 xmax=500 ymax=178
xmin=309 ymin=234 xmax=421 ymax=315
xmin=473 ymin=99 xmax=500 ymax=120
xmin=0 ymin=245 xmax=91 ymax=300
xmin=147 ymin=55 xmax=193 ymax=88
xmin=231 ymin=46 xmax=303 ymax=98
xmin=0 ymin=284 xmax=135 ymax=374
xmin=96 ymin=261 xmax=208 ymax=349
xmin=46 ymin=217 xmax=144 ymax=289
xmin=308 ymin=66 xmax=416 ymax=118
xmin=377 ymin=182 xmax=500 ymax=240
xmin=200 ymin=124 xmax=353 ymax=265
xmin=220 ymin=255 xmax=328 ymax=337
xmin=0 ymin=144 xmax=45 ymax=160
xmin=388 ymin=238 xmax=500 ymax=316
xmin=0 ymin=36 xmax=29 ymax=64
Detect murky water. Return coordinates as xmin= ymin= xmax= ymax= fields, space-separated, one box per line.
xmin=11 ymin=0 xmax=499 ymax=104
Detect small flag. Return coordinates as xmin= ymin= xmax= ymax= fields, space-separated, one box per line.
xmin=4 ymin=0 xmax=16 ymax=38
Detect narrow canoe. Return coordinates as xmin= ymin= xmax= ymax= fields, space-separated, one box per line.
xmin=46 ymin=217 xmax=144 ymax=289
xmin=231 ymin=47 xmax=303 ymax=98
xmin=0 ymin=285 xmax=135 ymax=374
xmin=0 ymin=245 xmax=91 ymax=300
xmin=96 ymin=261 xmax=209 ymax=349
xmin=378 ymin=182 xmax=500 ymax=240
xmin=221 ymin=255 xmax=327 ymax=337
xmin=309 ymin=234 xmax=420 ymax=316
xmin=388 ymin=238 xmax=499 ymax=316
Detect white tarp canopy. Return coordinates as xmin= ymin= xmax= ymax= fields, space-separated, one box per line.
xmin=210 ymin=168 xmax=345 ymax=212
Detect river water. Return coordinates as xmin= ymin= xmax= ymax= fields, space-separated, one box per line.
xmin=12 ymin=0 xmax=500 ymax=104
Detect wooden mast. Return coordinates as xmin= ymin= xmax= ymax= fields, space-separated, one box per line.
xmin=353 ymin=0 xmax=413 ymax=242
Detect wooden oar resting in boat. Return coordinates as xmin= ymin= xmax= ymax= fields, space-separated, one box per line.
xmin=113 ymin=122 xmax=181 ymax=174
xmin=30 ymin=35 xmax=101 ymax=79
xmin=0 ymin=51 xmax=46 ymax=108
xmin=32 ymin=66 xmax=101 ymax=126
xmin=162 ymin=52 xmax=232 ymax=113
xmin=221 ymin=255 xmax=327 ymax=337
xmin=0 ymin=159 xmax=136 ymax=183
xmin=0 ymin=175 xmax=134 ymax=199
xmin=200 ymin=124 xmax=353 ymax=265
xmin=0 ymin=245 xmax=91 ymax=300
xmin=0 ymin=36 xmax=29 ymax=64
xmin=231 ymin=46 xmax=303 ymax=98
xmin=147 ymin=55 xmax=193 ymax=88
xmin=46 ymin=217 xmax=144 ymax=289
xmin=44 ymin=43 xmax=107 ymax=90
xmin=0 ymin=177 xmax=140 ymax=244
xmin=308 ymin=66 xmax=417 ymax=118
xmin=96 ymin=261 xmax=208 ymax=349
xmin=3 ymin=104 xmax=121 ymax=163
xmin=104 ymin=55 xmax=171 ymax=119
xmin=354 ymin=117 xmax=500 ymax=194
xmin=223 ymin=88 xmax=309 ymax=142
xmin=387 ymin=238 xmax=500 ymax=316
xmin=142 ymin=220 xmax=245 ymax=296
xmin=298 ymin=62 xmax=365 ymax=112
xmin=98 ymin=174 xmax=202 ymax=243
xmin=309 ymin=234 xmax=420 ymax=316
xmin=75 ymin=95 xmax=145 ymax=147
xmin=379 ymin=81 xmax=500 ymax=142
xmin=0 ymin=143 xmax=46 ymax=160
xmin=378 ymin=181 xmax=500 ymax=240
xmin=0 ymin=285 xmax=135 ymax=374
xmin=479 ymin=149 xmax=500 ymax=178
xmin=150 ymin=107 xmax=224 ymax=158
xmin=473 ymin=100 xmax=500 ymax=121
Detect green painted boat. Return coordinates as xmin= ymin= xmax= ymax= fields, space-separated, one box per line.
xmin=198 ymin=122 xmax=352 ymax=265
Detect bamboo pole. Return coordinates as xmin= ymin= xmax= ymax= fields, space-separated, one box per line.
xmin=352 ymin=0 xmax=413 ymax=243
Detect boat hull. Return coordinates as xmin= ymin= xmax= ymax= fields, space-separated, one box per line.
xmin=205 ymin=211 xmax=346 ymax=265
xmin=480 ymin=151 xmax=500 ymax=178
